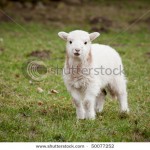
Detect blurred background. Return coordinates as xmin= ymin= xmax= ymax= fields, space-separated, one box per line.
xmin=0 ymin=0 xmax=150 ymax=32
xmin=0 ymin=0 xmax=150 ymax=142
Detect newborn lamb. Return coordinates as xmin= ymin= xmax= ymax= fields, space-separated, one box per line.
xmin=58 ymin=30 xmax=129 ymax=120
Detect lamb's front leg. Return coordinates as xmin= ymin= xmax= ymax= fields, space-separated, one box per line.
xmin=71 ymin=90 xmax=85 ymax=119
xmin=83 ymin=93 xmax=96 ymax=120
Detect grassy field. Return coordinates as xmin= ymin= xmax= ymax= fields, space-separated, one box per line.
xmin=0 ymin=1 xmax=150 ymax=142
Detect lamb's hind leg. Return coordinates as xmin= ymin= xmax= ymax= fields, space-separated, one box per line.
xmin=112 ymin=78 xmax=129 ymax=113
xmin=117 ymin=91 xmax=129 ymax=113
xmin=95 ymin=89 xmax=107 ymax=113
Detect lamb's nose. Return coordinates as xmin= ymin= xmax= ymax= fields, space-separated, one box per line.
xmin=75 ymin=49 xmax=80 ymax=52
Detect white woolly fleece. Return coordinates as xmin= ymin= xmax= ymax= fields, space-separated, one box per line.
xmin=58 ymin=30 xmax=129 ymax=120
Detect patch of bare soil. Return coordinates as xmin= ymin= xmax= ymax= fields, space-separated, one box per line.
xmin=89 ymin=16 xmax=112 ymax=27
xmin=27 ymin=50 xmax=51 ymax=59
xmin=132 ymin=128 xmax=150 ymax=142
xmin=89 ymin=16 xmax=113 ymax=33
xmin=145 ymin=17 xmax=150 ymax=24
xmin=0 ymin=47 xmax=5 ymax=52
xmin=145 ymin=52 xmax=150 ymax=58
xmin=0 ymin=13 xmax=11 ymax=22
xmin=0 ymin=1 xmax=149 ymax=32
xmin=90 ymin=26 xmax=109 ymax=33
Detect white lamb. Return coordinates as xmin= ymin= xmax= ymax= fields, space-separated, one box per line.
xmin=58 ymin=30 xmax=129 ymax=120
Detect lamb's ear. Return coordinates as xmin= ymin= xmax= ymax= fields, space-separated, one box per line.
xmin=89 ymin=32 xmax=100 ymax=41
xmin=58 ymin=32 xmax=68 ymax=41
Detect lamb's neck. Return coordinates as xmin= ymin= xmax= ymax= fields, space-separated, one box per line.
xmin=68 ymin=57 xmax=90 ymax=68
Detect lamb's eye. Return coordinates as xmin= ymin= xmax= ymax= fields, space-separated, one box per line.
xmin=69 ymin=41 xmax=72 ymax=44
xmin=84 ymin=42 xmax=87 ymax=45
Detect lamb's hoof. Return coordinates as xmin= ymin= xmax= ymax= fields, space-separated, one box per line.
xmin=85 ymin=114 xmax=96 ymax=120
xmin=77 ymin=118 xmax=85 ymax=120
xmin=77 ymin=115 xmax=85 ymax=120
xmin=120 ymin=108 xmax=129 ymax=113
xmin=119 ymin=111 xmax=129 ymax=119
xmin=86 ymin=117 xmax=95 ymax=120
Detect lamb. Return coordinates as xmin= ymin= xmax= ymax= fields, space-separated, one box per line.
xmin=58 ymin=30 xmax=129 ymax=120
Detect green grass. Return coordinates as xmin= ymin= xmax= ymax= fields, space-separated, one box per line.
xmin=0 ymin=2 xmax=150 ymax=141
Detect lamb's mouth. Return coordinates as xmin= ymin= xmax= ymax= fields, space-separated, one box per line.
xmin=74 ymin=53 xmax=80 ymax=56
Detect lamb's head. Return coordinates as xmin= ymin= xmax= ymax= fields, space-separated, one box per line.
xmin=58 ymin=30 xmax=100 ymax=61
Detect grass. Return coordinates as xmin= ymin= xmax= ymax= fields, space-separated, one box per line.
xmin=0 ymin=1 xmax=150 ymax=142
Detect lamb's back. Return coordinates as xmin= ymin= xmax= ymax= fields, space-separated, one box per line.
xmin=91 ymin=44 xmax=123 ymax=68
